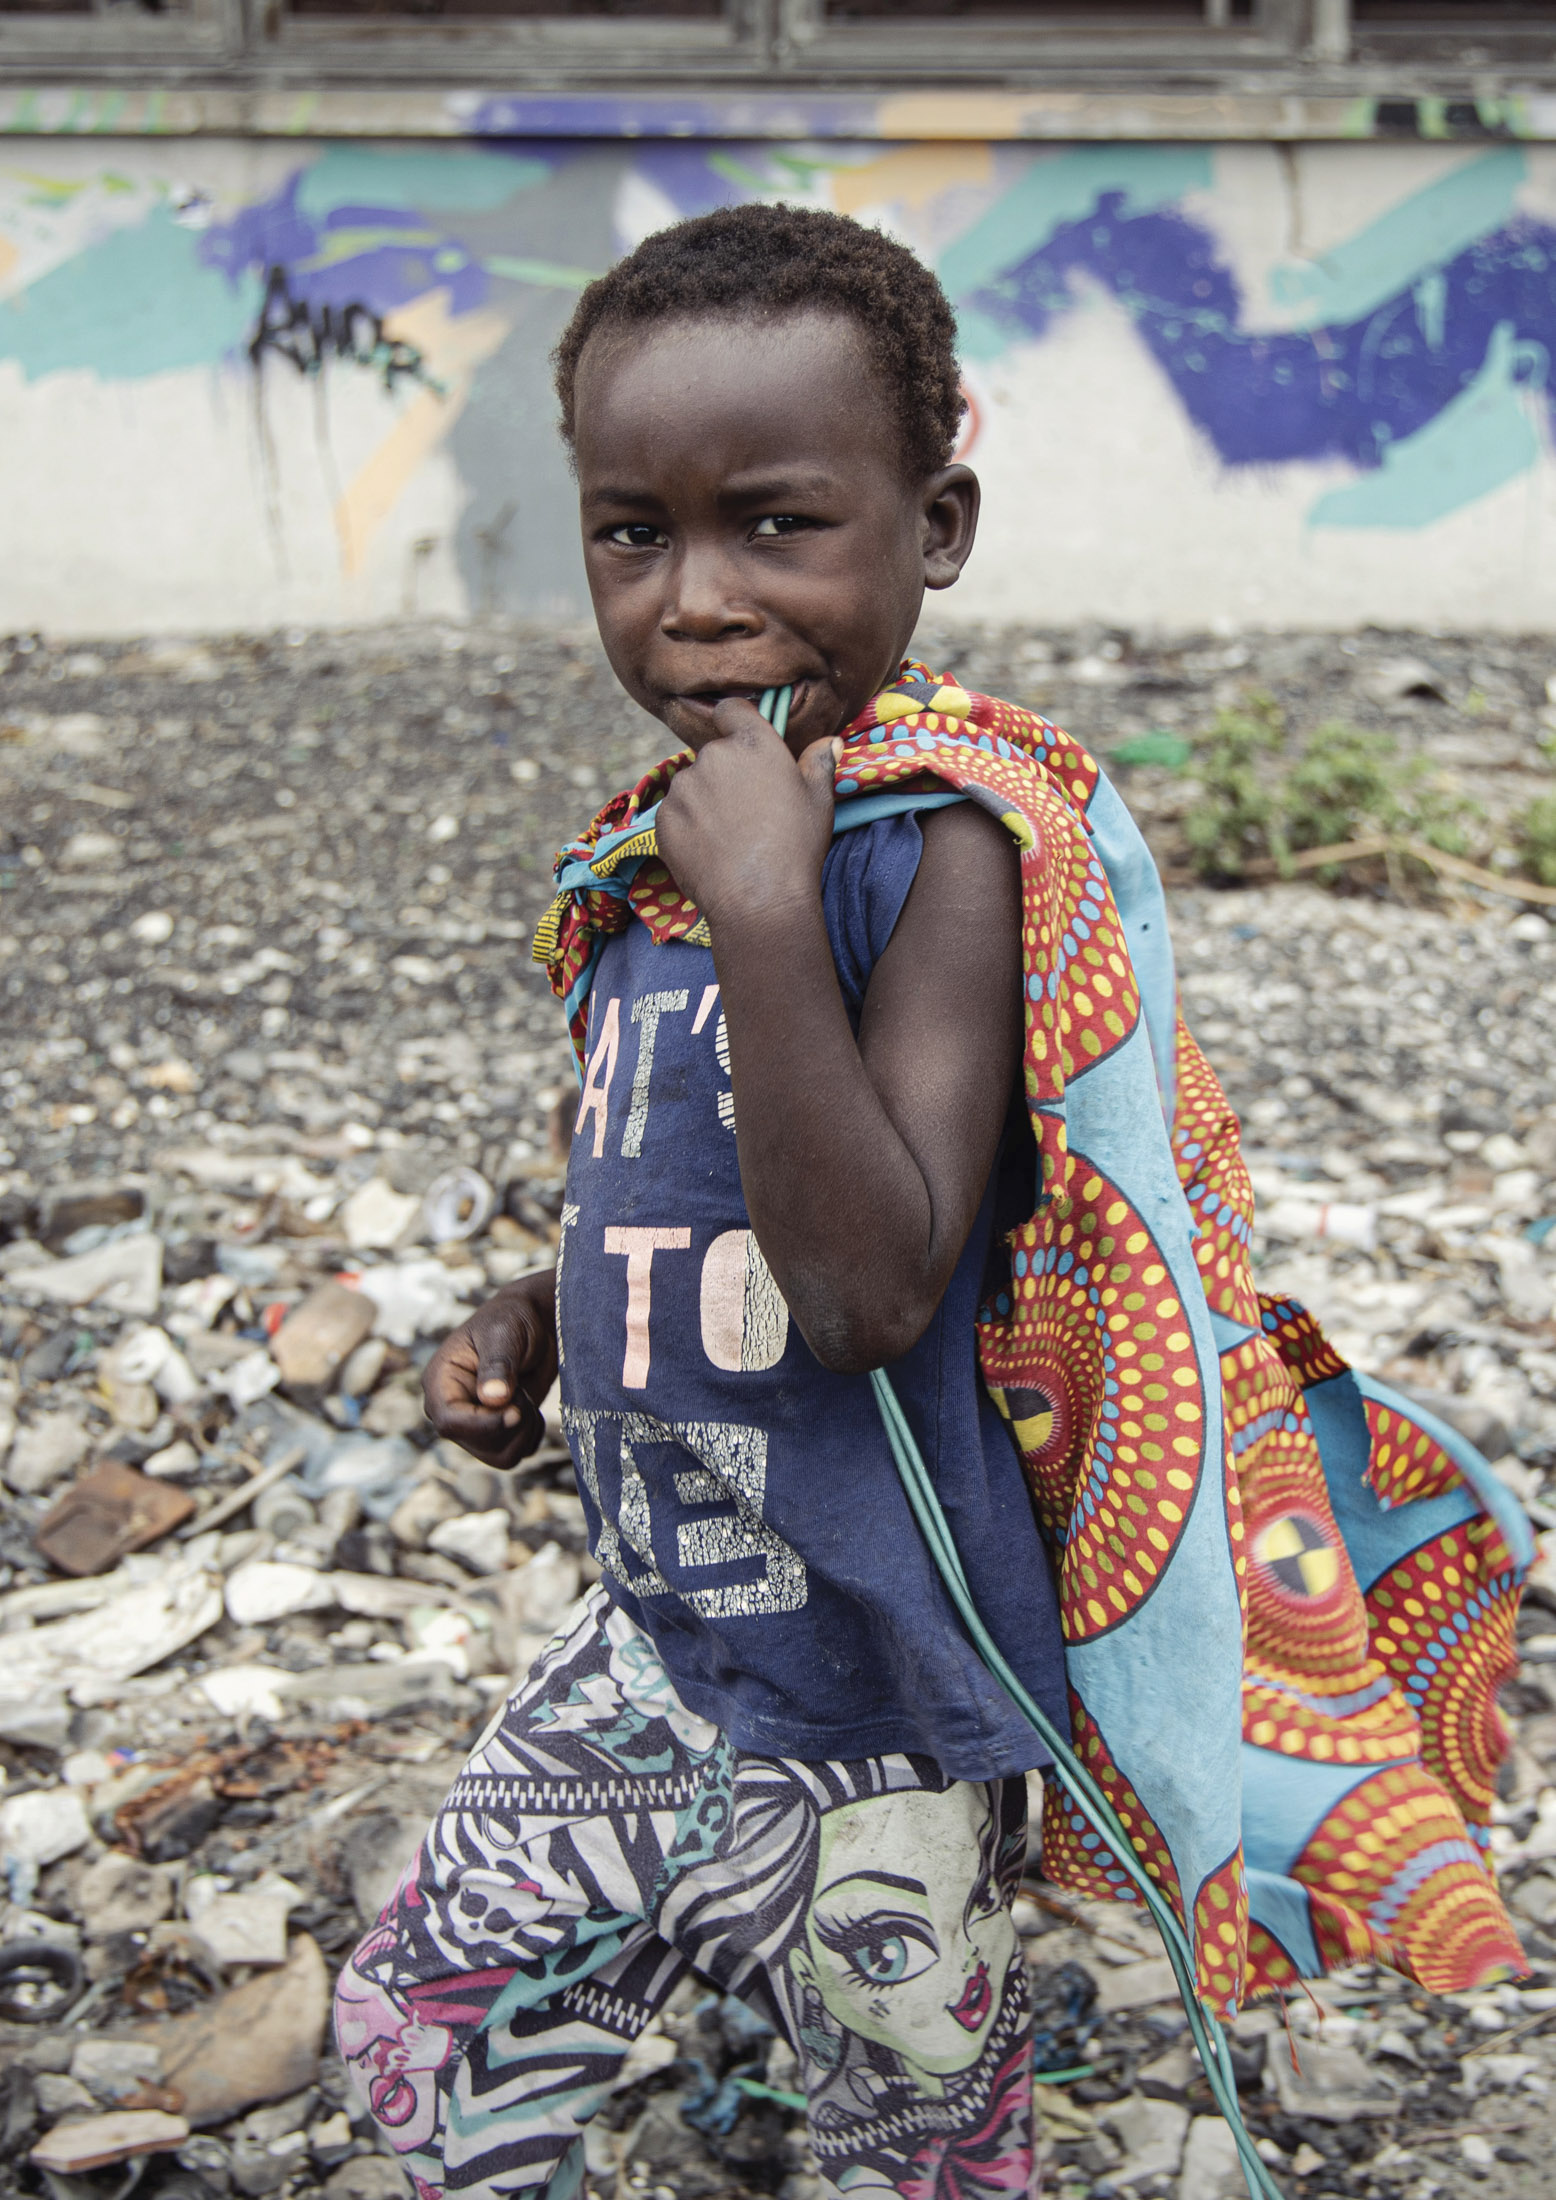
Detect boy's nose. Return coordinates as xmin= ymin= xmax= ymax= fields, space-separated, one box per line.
xmin=660 ymin=546 xmax=761 ymax=642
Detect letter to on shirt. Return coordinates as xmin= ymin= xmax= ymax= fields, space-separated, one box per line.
xmin=564 ymin=976 xmax=808 ymax=1619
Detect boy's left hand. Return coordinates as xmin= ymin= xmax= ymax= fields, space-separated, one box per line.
xmin=657 ymin=699 xmax=841 ymax=925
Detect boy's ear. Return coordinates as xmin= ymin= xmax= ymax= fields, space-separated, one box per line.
xmin=921 ymin=466 xmax=980 ymax=592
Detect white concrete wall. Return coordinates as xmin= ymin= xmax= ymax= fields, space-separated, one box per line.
xmin=2 ymin=136 xmax=1554 ymax=637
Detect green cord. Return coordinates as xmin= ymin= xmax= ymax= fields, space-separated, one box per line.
xmin=867 ymin=1371 xmax=1281 ymax=2200
xmin=731 ymin=2076 xmax=809 ymax=2113
xmin=758 ymin=686 xmax=792 ymax=739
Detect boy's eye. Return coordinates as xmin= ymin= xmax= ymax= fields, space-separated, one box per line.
xmin=751 ymin=515 xmax=806 ymax=538
xmin=606 ymin=523 xmax=668 ymax=549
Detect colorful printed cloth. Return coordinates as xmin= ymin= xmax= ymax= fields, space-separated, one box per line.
xmin=533 ymin=663 xmax=1533 ymax=2009
xmin=337 ymin=1585 xmax=1036 ymax=2200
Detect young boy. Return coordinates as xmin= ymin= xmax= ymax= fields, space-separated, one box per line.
xmin=335 ymin=204 xmax=1528 ymax=2200
xmin=339 ymin=205 xmax=1070 ymax=2200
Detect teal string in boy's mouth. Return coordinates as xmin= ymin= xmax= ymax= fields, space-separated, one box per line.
xmin=757 ymin=686 xmax=792 ymax=738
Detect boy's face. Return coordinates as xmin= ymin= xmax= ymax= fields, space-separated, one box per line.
xmin=572 ymin=308 xmax=978 ymax=759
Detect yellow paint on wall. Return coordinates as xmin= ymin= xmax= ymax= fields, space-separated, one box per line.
xmin=874 ymin=93 xmax=1042 ymax=141
xmin=334 ymin=287 xmax=509 ymax=577
xmin=829 ymin=142 xmax=992 ymax=216
xmin=0 ymin=236 xmax=18 ymax=286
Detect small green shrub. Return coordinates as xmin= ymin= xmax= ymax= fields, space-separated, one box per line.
xmin=1177 ymin=694 xmax=1478 ymax=882
xmin=1180 ymin=693 xmax=1287 ymax=881
xmin=1520 ymin=793 xmax=1556 ymax=888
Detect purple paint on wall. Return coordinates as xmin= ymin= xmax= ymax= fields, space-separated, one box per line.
xmin=971 ymin=192 xmax=1556 ymax=470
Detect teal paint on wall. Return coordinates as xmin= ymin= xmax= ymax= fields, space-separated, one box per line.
xmin=1269 ymin=149 xmax=1526 ymax=329
xmin=1309 ymin=320 xmax=1542 ymax=528
xmin=935 ymin=146 xmax=1214 ymax=360
xmin=293 ymin=146 xmax=552 ymax=222
xmin=0 ymin=205 xmax=260 ymax=380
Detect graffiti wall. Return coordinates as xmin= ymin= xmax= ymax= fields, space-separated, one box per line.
xmin=2 ymin=134 xmax=1555 ymax=636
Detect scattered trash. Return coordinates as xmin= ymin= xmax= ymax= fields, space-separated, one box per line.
xmin=1260 ymin=1194 xmax=1379 ymax=1252
xmin=142 ymin=1933 xmax=330 ymax=2125
xmin=4 ymin=625 xmax=1556 ymax=2200
xmin=7 ymin=1233 xmax=163 ymax=1317
xmin=4 ymin=1408 xmax=91 ymax=1495
xmin=422 ymin=1166 xmax=496 ymax=1246
xmin=426 ymin=1506 xmax=511 ymax=1576
xmin=76 ymin=1851 xmax=175 ymax=1940
xmin=1362 ymin=655 xmax=1451 ymax=706
xmin=271 ymin=1280 xmax=377 ymax=1395
xmin=36 ymin=1460 xmax=195 ymax=1575
xmin=0 ymin=1939 xmax=86 ymax=2023
xmin=340 ymin=1179 xmax=422 ymax=1255
xmin=30 ymin=2107 xmax=190 ymax=2173
xmin=185 ymin=1871 xmax=305 ymax=1967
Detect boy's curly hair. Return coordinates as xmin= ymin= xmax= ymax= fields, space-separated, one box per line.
xmin=553 ymin=203 xmax=966 ymax=478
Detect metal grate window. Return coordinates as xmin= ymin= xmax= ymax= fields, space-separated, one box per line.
xmin=283 ymin=0 xmax=717 ymax=14
xmin=1351 ymin=1 xmax=1556 ymax=59
xmin=822 ymin=0 xmax=1247 ymax=17
xmin=285 ymin=0 xmax=721 ymax=15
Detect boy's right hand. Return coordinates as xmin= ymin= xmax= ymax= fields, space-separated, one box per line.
xmin=422 ymin=1267 xmax=559 ymax=1471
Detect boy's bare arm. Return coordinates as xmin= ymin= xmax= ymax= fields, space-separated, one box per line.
xmin=658 ymin=700 xmax=1021 ymax=1373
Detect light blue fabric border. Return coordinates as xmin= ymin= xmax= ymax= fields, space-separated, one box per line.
xmin=1061 ymin=1021 xmax=1243 ymax=1904
xmin=1084 ymin=767 xmax=1181 ymax=1123
xmin=1246 ymin=1868 xmax=1322 ymax=1980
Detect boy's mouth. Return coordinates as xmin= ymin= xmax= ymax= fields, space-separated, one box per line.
xmin=673 ymin=679 xmax=810 ymax=729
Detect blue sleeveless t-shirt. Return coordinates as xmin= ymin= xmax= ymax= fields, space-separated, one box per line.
xmin=555 ymin=813 xmax=1067 ymax=1778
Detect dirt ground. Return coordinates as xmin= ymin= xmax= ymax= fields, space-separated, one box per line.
xmin=2 ymin=620 xmax=1556 ymax=2200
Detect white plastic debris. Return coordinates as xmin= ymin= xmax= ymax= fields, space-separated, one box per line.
xmin=216 ymin=1349 xmax=283 ymax=1409
xmin=198 ymin=1665 xmax=290 ymax=1722
xmin=353 ymin=1258 xmax=482 ymax=1348
xmin=421 ymin=1167 xmax=496 ymax=1246
xmin=143 ymin=1437 xmax=200 ymax=1478
xmin=102 ymin=1325 xmax=204 ymax=1410
xmin=340 ymin=1178 xmax=423 ymax=1254
xmin=1 ymin=1786 xmax=92 ymax=1904
xmin=0 ymin=1563 xmax=224 ymax=1705
xmin=4 ymin=1410 xmax=91 ymax=1495
xmin=6 ymin=1233 xmax=163 ymax=1317
xmin=427 ymin=1509 xmax=511 ymax=1576
xmin=1260 ymin=1196 xmax=1378 ymax=1252
xmin=185 ymin=1871 xmax=304 ymax=1967
xmin=224 ymin=1560 xmax=337 ymax=1627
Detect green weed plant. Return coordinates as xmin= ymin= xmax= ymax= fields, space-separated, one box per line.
xmin=1161 ymin=693 xmax=1480 ymax=884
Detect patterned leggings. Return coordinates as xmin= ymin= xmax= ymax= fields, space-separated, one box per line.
xmin=335 ymin=1586 xmax=1038 ymax=2200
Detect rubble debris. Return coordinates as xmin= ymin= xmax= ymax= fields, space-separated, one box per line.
xmin=137 ymin=1933 xmax=330 ymax=2126
xmin=422 ymin=1166 xmax=496 ymax=1246
xmin=7 ymin=1233 xmax=163 ymax=1317
xmin=4 ymin=623 xmax=1556 ymax=2200
xmin=36 ymin=1459 xmax=194 ymax=1575
xmin=340 ymin=1179 xmax=422 ymax=1255
xmin=271 ymin=1280 xmax=377 ymax=1396
xmin=76 ymin=1851 xmax=175 ymax=1940
xmin=4 ymin=1408 xmax=90 ymax=1495
xmin=30 ymin=2106 xmax=190 ymax=2173
xmin=185 ymin=1871 xmax=304 ymax=1967
xmin=0 ymin=1940 xmax=86 ymax=2023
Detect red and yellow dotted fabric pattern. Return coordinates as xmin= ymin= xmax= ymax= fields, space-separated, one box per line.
xmin=1365 ymin=1516 xmax=1522 ymax=1851
xmin=1289 ymin=1763 xmax=1521 ymax=1994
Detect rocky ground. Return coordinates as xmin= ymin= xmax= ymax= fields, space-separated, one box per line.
xmin=2 ymin=621 xmax=1556 ymax=2200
